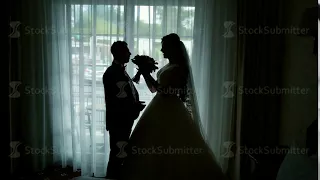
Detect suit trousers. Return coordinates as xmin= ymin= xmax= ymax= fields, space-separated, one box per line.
xmin=106 ymin=121 xmax=134 ymax=179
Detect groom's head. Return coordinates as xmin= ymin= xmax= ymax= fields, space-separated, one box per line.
xmin=111 ymin=41 xmax=131 ymax=64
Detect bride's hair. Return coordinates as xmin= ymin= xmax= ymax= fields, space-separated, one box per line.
xmin=161 ymin=33 xmax=180 ymax=43
xmin=161 ymin=33 xmax=189 ymax=66
xmin=162 ymin=33 xmax=190 ymax=102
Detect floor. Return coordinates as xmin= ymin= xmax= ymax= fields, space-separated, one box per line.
xmin=74 ymin=177 xmax=107 ymax=180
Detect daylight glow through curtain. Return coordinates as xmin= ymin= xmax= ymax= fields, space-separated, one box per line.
xmin=48 ymin=0 xmax=237 ymax=177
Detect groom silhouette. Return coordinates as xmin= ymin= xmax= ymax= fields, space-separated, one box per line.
xmin=103 ymin=41 xmax=145 ymax=179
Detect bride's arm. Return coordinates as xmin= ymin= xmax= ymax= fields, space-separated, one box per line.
xmin=141 ymin=72 xmax=159 ymax=93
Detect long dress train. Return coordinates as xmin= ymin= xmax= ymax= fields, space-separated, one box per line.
xmin=120 ymin=64 xmax=227 ymax=180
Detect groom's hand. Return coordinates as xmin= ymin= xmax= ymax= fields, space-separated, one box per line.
xmin=130 ymin=101 xmax=146 ymax=120
xmin=135 ymin=101 xmax=146 ymax=111
xmin=137 ymin=66 xmax=151 ymax=74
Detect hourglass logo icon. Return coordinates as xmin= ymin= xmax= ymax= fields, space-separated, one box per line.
xmin=116 ymin=81 xmax=128 ymax=98
xmin=9 ymin=21 xmax=21 ymax=38
xmin=223 ymin=21 xmax=236 ymax=38
xmin=9 ymin=81 xmax=22 ymax=98
xmin=222 ymin=81 xmax=236 ymax=98
xmin=116 ymin=141 xmax=128 ymax=158
xmin=9 ymin=141 xmax=22 ymax=158
xmin=221 ymin=141 xmax=236 ymax=158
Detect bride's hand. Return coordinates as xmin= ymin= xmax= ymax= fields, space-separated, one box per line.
xmin=136 ymin=67 xmax=150 ymax=75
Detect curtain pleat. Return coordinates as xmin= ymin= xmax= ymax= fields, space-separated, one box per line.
xmin=10 ymin=0 xmax=238 ymax=177
xmin=237 ymin=0 xmax=285 ymax=179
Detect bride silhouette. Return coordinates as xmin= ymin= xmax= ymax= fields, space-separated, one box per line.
xmin=120 ymin=33 xmax=227 ymax=180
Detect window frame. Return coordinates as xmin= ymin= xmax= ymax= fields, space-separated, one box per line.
xmin=69 ymin=0 xmax=195 ymax=6
xmin=68 ymin=1 xmax=195 ymax=75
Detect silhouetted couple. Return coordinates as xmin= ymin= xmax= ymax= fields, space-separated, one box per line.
xmin=103 ymin=33 xmax=227 ymax=180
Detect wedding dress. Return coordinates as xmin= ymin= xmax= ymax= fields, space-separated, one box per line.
xmin=120 ymin=63 xmax=227 ymax=180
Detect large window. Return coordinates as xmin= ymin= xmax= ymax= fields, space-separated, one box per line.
xmin=70 ymin=3 xmax=195 ymax=103
xmin=68 ymin=2 xmax=195 ymax=176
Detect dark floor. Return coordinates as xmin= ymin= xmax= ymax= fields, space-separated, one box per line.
xmin=10 ymin=166 xmax=81 ymax=180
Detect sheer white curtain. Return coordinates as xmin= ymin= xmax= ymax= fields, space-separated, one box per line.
xmin=192 ymin=0 xmax=237 ymax=172
xmin=49 ymin=0 xmax=237 ymax=177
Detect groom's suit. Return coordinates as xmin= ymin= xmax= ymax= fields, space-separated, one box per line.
xmin=103 ymin=61 xmax=141 ymax=178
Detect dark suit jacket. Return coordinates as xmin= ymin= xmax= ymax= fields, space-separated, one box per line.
xmin=103 ymin=62 xmax=140 ymax=131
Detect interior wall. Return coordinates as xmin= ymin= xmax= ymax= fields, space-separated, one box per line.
xmin=279 ymin=0 xmax=318 ymax=146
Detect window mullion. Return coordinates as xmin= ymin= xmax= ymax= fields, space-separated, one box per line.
xmin=177 ymin=0 xmax=182 ymax=34
xmin=91 ymin=3 xmax=97 ymax=176
xmin=124 ymin=1 xmax=135 ymax=75
xmin=163 ymin=1 xmax=168 ymax=35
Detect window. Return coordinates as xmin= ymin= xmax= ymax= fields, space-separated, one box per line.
xmin=67 ymin=2 xmax=195 ymax=176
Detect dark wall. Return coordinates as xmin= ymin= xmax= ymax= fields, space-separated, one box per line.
xmin=8 ymin=0 xmax=20 ymax=176
xmin=279 ymin=0 xmax=318 ymax=146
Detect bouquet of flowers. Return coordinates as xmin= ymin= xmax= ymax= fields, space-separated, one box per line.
xmin=131 ymin=55 xmax=158 ymax=83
